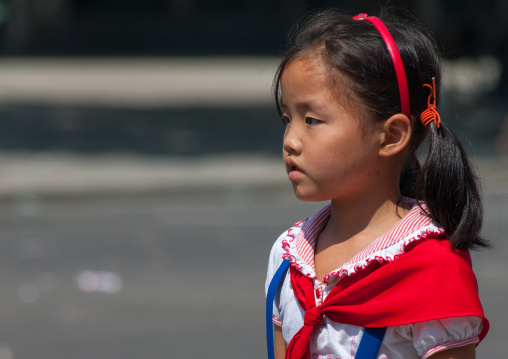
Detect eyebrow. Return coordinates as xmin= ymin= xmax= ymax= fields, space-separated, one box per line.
xmin=280 ymin=100 xmax=327 ymax=113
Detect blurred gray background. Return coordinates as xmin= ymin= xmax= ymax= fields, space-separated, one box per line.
xmin=0 ymin=0 xmax=506 ymax=358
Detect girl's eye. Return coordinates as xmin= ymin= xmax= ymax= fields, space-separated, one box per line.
xmin=281 ymin=116 xmax=291 ymax=126
xmin=305 ymin=117 xmax=320 ymax=125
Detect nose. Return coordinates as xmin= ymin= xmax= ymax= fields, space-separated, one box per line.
xmin=283 ymin=123 xmax=303 ymax=155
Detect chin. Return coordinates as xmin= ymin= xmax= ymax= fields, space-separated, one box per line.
xmin=293 ymin=188 xmax=328 ymax=202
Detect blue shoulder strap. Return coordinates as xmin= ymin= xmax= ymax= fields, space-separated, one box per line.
xmin=266 ymin=259 xmax=291 ymax=359
xmin=356 ymin=327 xmax=387 ymax=359
xmin=266 ymin=259 xmax=386 ymax=359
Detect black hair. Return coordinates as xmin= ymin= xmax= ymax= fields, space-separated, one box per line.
xmin=273 ymin=9 xmax=488 ymax=251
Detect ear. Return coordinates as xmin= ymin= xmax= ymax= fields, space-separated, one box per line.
xmin=378 ymin=114 xmax=411 ymax=157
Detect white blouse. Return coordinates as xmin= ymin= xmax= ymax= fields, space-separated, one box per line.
xmin=265 ymin=201 xmax=484 ymax=358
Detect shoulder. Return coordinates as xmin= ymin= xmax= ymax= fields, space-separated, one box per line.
xmin=393 ymin=237 xmax=477 ymax=293
xmin=265 ymin=220 xmax=304 ymax=294
xmin=404 ymin=236 xmax=473 ymax=270
xmin=267 ymin=222 xmax=303 ymax=273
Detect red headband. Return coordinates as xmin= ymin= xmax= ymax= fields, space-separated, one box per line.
xmin=352 ymin=14 xmax=411 ymax=119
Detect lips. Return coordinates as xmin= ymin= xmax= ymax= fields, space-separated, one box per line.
xmin=286 ymin=158 xmax=304 ymax=181
xmin=285 ymin=157 xmax=298 ymax=172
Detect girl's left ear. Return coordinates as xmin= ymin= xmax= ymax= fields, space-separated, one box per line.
xmin=378 ymin=114 xmax=412 ymax=157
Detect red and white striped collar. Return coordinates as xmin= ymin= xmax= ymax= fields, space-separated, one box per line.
xmin=281 ymin=198 xmax=444 ymax=283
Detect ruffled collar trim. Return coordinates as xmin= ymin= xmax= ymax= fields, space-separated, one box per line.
xmin=281 ymin=199 xmax=445 ymax=284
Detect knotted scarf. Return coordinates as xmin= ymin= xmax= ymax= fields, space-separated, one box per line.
xmin=285 ymin=237 xmax=489 ymax=359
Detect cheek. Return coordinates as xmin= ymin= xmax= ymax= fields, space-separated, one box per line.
xmin=315 ymin=139 xmax=349 ymax=164
xmin=315 ymin=140 xmax=375 ymax=174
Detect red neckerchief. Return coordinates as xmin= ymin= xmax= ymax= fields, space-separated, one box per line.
xmin=285 ymin=235 xmax=489 ymax=359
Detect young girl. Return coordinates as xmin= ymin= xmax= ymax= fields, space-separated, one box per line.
xmin=265 ymin=9 xmax=489 ymax=359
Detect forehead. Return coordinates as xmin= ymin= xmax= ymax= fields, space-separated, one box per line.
xmin=281 ymin=55 xmax=327 ymax=86
xmin=285 ymin=54 xmax=325 ymax=73
xmin=280 ymin=55 xmax=356 ymax=115
xmin=280 ymin=56 xmax=329 ymax=102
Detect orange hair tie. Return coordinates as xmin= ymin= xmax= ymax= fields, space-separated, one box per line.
xmin=420 ymin=77 xmax=441 ymax=128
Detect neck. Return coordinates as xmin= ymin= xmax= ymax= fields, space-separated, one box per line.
xmin=325 ymin=190 xmax=409 ymax=245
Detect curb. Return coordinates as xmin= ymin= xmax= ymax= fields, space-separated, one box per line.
xmin=0 ymin=153 xmax=288 ymax=201
xmin=0 ymin=153 xmax=506 ymax=201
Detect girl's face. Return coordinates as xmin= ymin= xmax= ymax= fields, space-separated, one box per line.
xmin=280 ymin=56 xmax=384 ymax=202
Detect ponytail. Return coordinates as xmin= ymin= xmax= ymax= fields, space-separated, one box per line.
xmin=411 ymin=123 xmax=488 ymax=250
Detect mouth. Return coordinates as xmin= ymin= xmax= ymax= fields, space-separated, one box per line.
xmin=286 ymin=158 xmax=304 ymax=178
xmin=286 ymin=158 xmax=296 ymax=172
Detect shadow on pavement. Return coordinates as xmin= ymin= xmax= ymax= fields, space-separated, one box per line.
xmin=0 ymin=105 xmax=283 ymax=156
xmin=0 ymin=97 xmax=506 ymax=156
